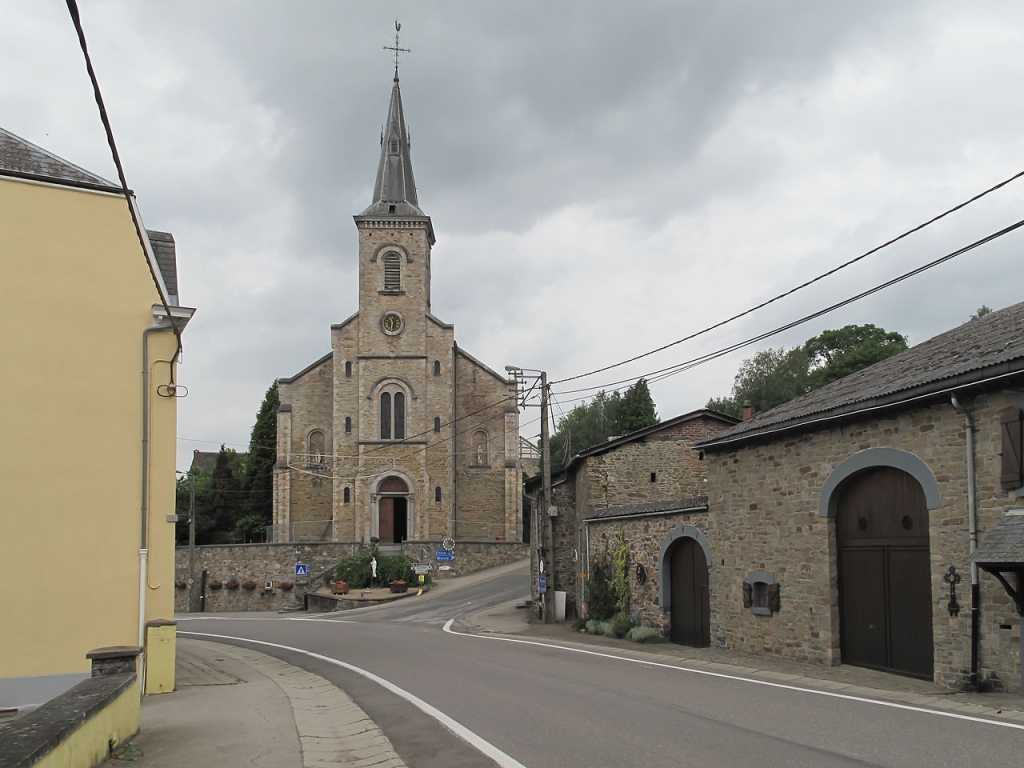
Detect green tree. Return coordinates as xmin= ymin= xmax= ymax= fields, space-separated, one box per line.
xmin=970 ymin=305 xmax=992 ymax=320
xmin=731 ymin=346 xmax=810 ymax=414
xmin=204 ymin=447 xmax=246 ymax=544
xmin=803 ymin=324 xmax=908 ymax=389
xmin=705 ymin=395 xmax=743 ymax=419
xmin=548 ymin=390 xmax=622 ymax=468
xmin=239 ymin=381 xmax=278 ymax=541
xmin=618 ymin=378 xmax=658 ymax=434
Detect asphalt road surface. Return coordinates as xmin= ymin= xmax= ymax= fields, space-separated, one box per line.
xmin=178 ymin=563 xmax=1024 ymax=767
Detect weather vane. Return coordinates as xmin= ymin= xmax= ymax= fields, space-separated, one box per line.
xmin=383 ymin=20 xmax=410 ymax=78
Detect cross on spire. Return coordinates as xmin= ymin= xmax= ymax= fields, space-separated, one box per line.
xmin=383 ymin=20 xmax=410 ymax=79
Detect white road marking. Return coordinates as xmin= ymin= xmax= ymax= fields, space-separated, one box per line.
xmin=179 ymin=631 xmax=528 ymax=768
xmin=442 ymin=620 xmax=1024 ymax=732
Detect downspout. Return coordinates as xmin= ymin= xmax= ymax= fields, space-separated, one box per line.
xmin=950 ymin=393 xmax=979 ymax=687
xmin=452 ymin=342 xmax=458 ymax=540
xmin=140 ymin=322 xmax=173 ymax=688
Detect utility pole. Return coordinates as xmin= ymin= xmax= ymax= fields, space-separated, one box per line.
xmin=187 ymin=472 xmax=196 ymax=613
xmin=540 ymin=371 xmax=555 ymax=624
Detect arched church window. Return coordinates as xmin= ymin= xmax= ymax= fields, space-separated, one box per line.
xmin=472 ymin=430 xmax=488 ymax=466
xmin=435 ymin=486 xmax=442 ymax=503
xmin=434 ymin=417 xmax=441 ymax=433
xmin=345 ymin=416 xmax=352 ymax=434
xmin=345 ymin=361 xmax=352 ymax=378
xmin=308 ymin=430 xmax=326 ymax=463
xmin=343 ymin=487 xmax=351 ymax=504
xmin=433 ymin=360 xmax=441 ymax=376
xmin=383 ymin=252 xmax=401 ymax=292
xmin=379 ymin=387 xmax=406 ymax=440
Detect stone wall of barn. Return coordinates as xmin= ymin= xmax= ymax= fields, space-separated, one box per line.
xmin=704 ymin=388 xmax=1023 ymax=692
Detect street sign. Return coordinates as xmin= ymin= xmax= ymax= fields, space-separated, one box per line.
xmin=538 ymin=575 xmax=547 ymax=593
xmin=435 ymin=549 xmax=454 ymax=561
xmin=295 ymin=563 xmax=308 ymax=578
xmin=412 ymin=563 xmax=431 ymax=574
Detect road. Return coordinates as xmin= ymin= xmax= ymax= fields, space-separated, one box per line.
xmin=178 ymin=562 xmax=1024 ymax=768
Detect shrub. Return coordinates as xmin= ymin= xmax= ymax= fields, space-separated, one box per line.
xmin=585 ymin=619 xmax=600 ymax=635
xmin=598 ymin=621 xmax=617 ymax=637
xmin=611 ymin=617 xmax=633 ymax=638
xmin=377 ymin=555 xmax=414 ymax=584
xmin=333 ymin=544 xmax=379 ymax=588
xmin=174 ymin=580 xmax=186 ymax=590
xmin=586 ymin=556 xmax=617 ymax=621
xmin=627 ymin=626 xmax=663 ymax=644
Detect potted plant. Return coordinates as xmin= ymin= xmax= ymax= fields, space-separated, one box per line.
xmin=175 ymin=580 xmax=187 ymax=590
xmin=280 ymin=581 xmax=294 ymax=591
xmin=226 ymin=579 xmax=240 ymax=590
xmin=390 ymin=579 xmax=408 ymax=594
xmin=332 ymin=580 xmax=349 ymax=595
xmin=242 ymin=580 xmax=257 ymax=591
xmin=208 ymin=580 xmax=223 ymax=590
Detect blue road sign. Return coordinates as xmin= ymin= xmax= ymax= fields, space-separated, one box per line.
xmin=295 ymin=563 xmax=308 ymax=578
xmin=538 ymin=575 xmax=547 ymax=593
xmin=434 ymin=549 xmax=454 ymax=561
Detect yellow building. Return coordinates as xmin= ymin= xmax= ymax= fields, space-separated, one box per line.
xmin=0 ymin=127 xmax=193 ymax=710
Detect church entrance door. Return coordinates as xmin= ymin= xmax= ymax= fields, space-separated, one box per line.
xmin=377 ymin=477 xmax=410 ymax=544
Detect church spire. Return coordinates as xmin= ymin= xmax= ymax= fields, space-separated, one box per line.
xmin=360 ymin=25 xmax=424 ymax=218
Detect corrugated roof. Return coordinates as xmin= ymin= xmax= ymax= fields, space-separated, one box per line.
xmin=699 ymin=301 xmax=1024 ymax=450
xmin=585 ymin=497 xmax=708 ymax=521
xmin=0 ymin=126 xmax=119 ymax=191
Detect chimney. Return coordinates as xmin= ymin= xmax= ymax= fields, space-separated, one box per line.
xmin=741 ymin=404 xmax=753 ymax=421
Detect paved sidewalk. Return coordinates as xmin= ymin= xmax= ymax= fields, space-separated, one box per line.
xmin=123 ymin=639 xmax=405 ymax=767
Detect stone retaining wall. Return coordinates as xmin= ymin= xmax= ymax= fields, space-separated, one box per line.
xmin=176 ymin=540 xmax=527 ymax=613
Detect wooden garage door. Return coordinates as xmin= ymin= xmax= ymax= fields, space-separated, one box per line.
xmin=670 ymin=538 xmax=710 ymax=648
xmin=837 ymin=466 xmax=933 ymax=679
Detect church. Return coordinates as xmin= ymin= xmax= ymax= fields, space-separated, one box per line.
xmin=272 ymin=69 xmax=522 ymax=546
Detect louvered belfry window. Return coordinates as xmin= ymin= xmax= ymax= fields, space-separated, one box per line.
xmin=383 ymin=252 xmax=401 ymax=291
xmin=1000 ymin=406 xmax=1023 ymax=490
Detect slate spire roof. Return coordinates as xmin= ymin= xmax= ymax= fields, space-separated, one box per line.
xmin=359 ymin=75 xmax=425 ymax=218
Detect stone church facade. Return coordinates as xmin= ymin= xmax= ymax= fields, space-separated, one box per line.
xmin=273 ymin=74 xmax=521 ymax=545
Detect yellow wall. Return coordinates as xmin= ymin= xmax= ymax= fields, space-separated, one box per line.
xmin=34 ymin=681 xmax=141 ymax=768
xmin=0 ymin=176 xmax=178 ymax=686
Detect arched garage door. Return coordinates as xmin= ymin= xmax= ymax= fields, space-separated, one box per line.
xmin=837 ymin=466 xmax=933 ymax=679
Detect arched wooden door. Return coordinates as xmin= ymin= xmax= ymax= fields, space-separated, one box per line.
xmin=378 ymin=477 xmax=409 ymax=544
xmin=837 ymin=466 xmax=933 ymax=678
xmin=670 ymin=538 xmax=710 ymax=647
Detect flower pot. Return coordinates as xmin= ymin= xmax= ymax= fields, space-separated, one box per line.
xmin=332 ymin=580 xmax=350 ymax=595
xmin=390 ymin=580 xmax=408 ymax=594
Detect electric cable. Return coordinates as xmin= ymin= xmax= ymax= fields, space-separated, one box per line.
xmin=553 ymin=169 xmax=1024 ymax=386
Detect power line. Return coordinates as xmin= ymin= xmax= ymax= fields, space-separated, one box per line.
xmin=552 ymin=168 xmax=1024 ymax=386
xmin=553 ymin=216 xmax=1024 ymax=400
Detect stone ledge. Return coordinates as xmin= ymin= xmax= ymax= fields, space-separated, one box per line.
xmin=0 ymin=672 xmax=135 ymax=768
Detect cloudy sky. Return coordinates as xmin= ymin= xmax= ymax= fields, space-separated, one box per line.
xmin=5 ymin=1 xmax=1023 ymax=470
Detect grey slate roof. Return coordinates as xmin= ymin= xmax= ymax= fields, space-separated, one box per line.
xmin=0 ymin=126 xmax=119 ymax=191
xmin=358 ymin=76 xmax=425 ymax=218
xmin=147 ymin=230 xmax=179 ymax=304
xmin=525 ymin=409 xmax=739 ymax=491
xmin=972 ymin=511 xmax=1024 ymax=568
xmin=190 ymin=450 xmax=220 ymax=473
xmin=699 ymin=300 xmax=1024 ymax=450
xmin=586 ymin=497 xmax=709 ymax=522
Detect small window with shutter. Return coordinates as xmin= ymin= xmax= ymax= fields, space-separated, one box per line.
xmin=1000 ymin=406 xmax=1023 ymax=491
xmin=743 ymin=571 xmax=780 ymax=616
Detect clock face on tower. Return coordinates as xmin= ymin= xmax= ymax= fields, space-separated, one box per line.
xmin=381 ymin=311 xmax=404 ymax=336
